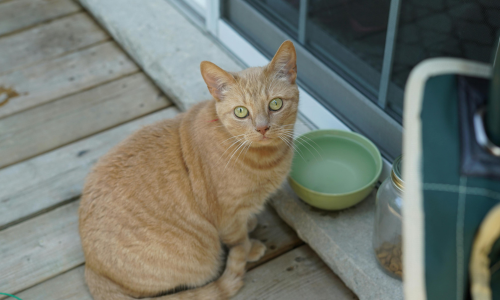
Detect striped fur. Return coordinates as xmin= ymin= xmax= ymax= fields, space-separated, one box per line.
xmin=79 ymin=41 xmax=299 ymax=299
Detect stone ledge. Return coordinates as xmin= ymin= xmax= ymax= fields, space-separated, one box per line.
xmin=78 ymin=0 xmax=403 ymax=299
xmin=271 ymin=184 xmax=403 ymax=300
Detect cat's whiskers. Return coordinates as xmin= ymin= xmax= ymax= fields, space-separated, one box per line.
xmin=284 ymin=133 xmax=321 ymax=155
xmin=243 ymin=141 xmax=252 ymax=159
xmin=276 ymin=129 xmax=296 ymax=139
xmin=276 ymin=127 xmax=295 ymax=133
xmin=276 ymin=125 xmax=321 ymax=152
xmin=279 ymin=135 xmax=302 ymax=160
xmin=286 ymin=135 xmax=317 ymax=160
xmin=218 ymin=138 xmax=244 ymax=165
xmin=281 ymin=132 xmax=322 ymax=160
xmin=277 ymin=129 xmax=296 ymax=135
xmin=224 ymin=139 xmax=248 ymax=171
xmin=282 ymin=133 xmax=314 ymax=156
xmin=295 ymin=134 xmax=323 ymax=155
xmin=232 ymin=138 xmax=252 ymax=170
xmin=281 ymin=131 xmax=322 ymax=154
xmin=279 ymin=135 xmax=306 ymax=162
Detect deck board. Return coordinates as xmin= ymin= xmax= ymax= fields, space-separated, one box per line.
xmin=248 ymin=205 xmax=303 ymax=269
xmin=16 ymin=267 xmax=91 ymax=300
xmin=14 ymin=245 xmax=356 ymax=300
xmin=0 ymin=199 xmax=303 ymax=298
xmin=0 ymin=108 xmax=180 ymax=229
xmin=0 ymin=41 xmax=138 ymax=119
xmin=0 ymin=201 xmax=83 ymax=299
xmin=0 ymin=12 xmax=108 ymax=74
xmin=0 ymin=73 xmax=171 ymax=168
xmin=235 ymin=245 xmax=358 ymax=300
xmin=0 ymin=0 xmax=81 ymax=37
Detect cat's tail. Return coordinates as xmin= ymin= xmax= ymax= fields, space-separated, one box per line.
xmin=85 ymin=245 xmax=247 ymax=300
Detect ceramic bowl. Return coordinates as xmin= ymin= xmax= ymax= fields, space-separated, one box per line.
xmin=288 ymin=129 xmax=382 ymax=210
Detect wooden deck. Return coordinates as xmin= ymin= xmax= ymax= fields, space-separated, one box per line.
xmin=0 ymin=1 xmax=357 ymax=299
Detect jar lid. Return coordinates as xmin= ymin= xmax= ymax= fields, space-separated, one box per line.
xmin=391 ymin=155 xmax=404 ymax=190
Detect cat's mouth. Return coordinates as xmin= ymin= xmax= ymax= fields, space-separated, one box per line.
xmin=257 ymin=135 xmax=273 ymax=144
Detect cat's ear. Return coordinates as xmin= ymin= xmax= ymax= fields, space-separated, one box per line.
xmin=200 ymin=61 xmax=236 ymax=101
xmin=267 ymin=40 xmax=297 ymax=84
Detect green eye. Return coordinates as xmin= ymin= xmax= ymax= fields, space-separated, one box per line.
xmin=234 ymin=106 xmax=249 ymax=118
xmin=269 ymin=98 xmax=283 ymax=111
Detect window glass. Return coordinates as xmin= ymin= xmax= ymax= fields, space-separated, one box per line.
xmin=305 ymin=0 xmax=390 ymax=98
xmin=226 ymin=0 xmax=500 ymax=122
xmin=387 ymin=0 xmax=500 ymax=116
xmin=246 ymin=0 xmax=300 ymax=38
xmin=244 ymin=0 xmax=390 ymax=101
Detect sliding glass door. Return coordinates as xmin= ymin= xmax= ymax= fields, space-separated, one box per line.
xmin=221 ymin=0 xmax=499 ymax=158
xmin=171 ymin=0 xmax=499 ymax=160
xmin=224 ymin=0 xmax=499 ymax=118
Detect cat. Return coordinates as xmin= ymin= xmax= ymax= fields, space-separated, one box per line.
xmin=79 ymin=40 xmax=299 ymax=300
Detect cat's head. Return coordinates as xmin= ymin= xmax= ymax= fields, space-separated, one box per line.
xmin=200 ymin=40 xmax=299 ymax=146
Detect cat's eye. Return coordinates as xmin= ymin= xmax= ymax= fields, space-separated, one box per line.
xmin=234 ymin=106 xmax=249 ymax=118
xmin=269 ymin=98 xmax=283 ymax=111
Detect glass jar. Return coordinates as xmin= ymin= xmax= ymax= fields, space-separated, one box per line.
xmin=373 ymin=155 xmax=403 ymax=280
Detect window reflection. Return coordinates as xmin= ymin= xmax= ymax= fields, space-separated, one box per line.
xmin=239 ymin=0 xmax=500 ymax=121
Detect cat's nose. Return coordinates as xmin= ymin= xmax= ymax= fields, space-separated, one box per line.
xmin=256 ymin=125 xmax=270 ymax=135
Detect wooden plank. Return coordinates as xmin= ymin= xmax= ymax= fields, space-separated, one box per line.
xmin=0 ymin=202 xmax=301 ymax=298
xmin=0 ymin=73 xmax=171 ymax=168
xmin=0 ymin=107 xmax=180 ymax=229
xmin=0 ymin=0 xmax=81 ymax=37
xmin=0 ymin=201 xmax=83 ymax=299
xmin=14 ymin=245 xmax=356 ymax=300
xmin=0 ymin=12 xmax=109 ymax=74
xmin=248 ymin=204 xmax=303 ymax=270
xmin=16 ymin=266 xmax=91 ymax=300
xmin=9 ymin=205 xmax=303 ymax=300
xmin=0 ymin=41 xmax=139 ymax=119
xmin=235 ymin=245 xmax=358 ymax=300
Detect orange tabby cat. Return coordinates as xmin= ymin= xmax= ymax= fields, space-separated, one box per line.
xmin=79 ymin=40 xmax=299 ymax=300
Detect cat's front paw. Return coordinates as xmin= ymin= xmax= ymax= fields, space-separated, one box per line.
xmin=247 ymin=239 xmax=266 ymax=262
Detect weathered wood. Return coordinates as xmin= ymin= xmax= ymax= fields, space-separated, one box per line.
xmin=14 ymin=245 xmax=356 ymax=300
xmin=0 ymin=107 xmax=180 ymax=229
xmin=0 ymin=12 xmax=108 ymax=74
xmin=248 ymin=205 xmax=303 ymax=270
xmin=8 ymin=206 xmax=304 ymax=300
xmin=16 ymin=266 xmax=91 ymax=300
xmin=0 ymin=0 xmax=81 ymax=37
xmin=0 ymin=200 xmax=302 ymax=298
xmin=0 ymin=73 xmax=171 ymax=168
xmin=235 ymin=245 xmax=358 ymax=300
xmin=0 ymin=41 xmax=138 ymax=119
xmin=0 ymin=203 xmax=304 ymax=298
xmin=0 ymin=201 xmax=83 ymax=299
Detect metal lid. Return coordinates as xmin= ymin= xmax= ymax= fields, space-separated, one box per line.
xmin=391 ymin=155 xmax=404 ymax=190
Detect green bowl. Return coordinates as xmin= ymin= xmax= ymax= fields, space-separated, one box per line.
xmin=288 ymin=129 xmax=382 ymax=210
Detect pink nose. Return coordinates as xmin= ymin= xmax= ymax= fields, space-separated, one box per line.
xmin=256 ymin=125 xmax=270 ymax=135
